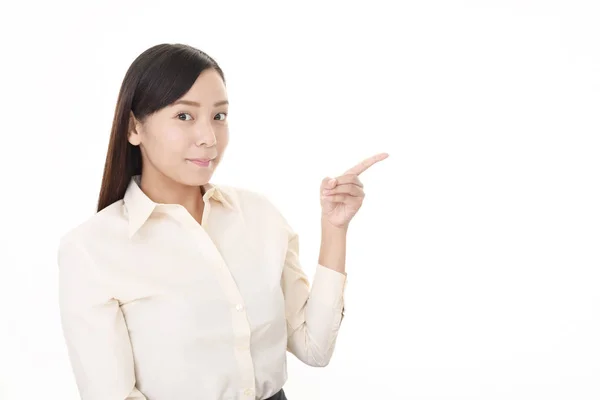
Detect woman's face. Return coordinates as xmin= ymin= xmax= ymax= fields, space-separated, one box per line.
xmin=128 ymin=68 xmax=229 ymax=187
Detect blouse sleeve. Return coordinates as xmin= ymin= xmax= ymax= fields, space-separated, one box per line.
xmin=280 ymin=224 xmax=347 ymax=367
xmin=57 ymin=237 xmax=147 ymax=400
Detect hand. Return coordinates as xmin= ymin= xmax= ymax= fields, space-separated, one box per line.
xmin=320 ymin=152 xmax=389 ymax=230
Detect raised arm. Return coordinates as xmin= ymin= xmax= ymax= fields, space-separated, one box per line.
xmin=281 ymin=225 xmax=347 ymax=367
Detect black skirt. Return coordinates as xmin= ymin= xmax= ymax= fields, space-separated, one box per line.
xmin=264 ymin=388 xmax=287 ymax=400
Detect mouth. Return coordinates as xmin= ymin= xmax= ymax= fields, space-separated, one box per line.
xmin=186 ymin=158 xmax=214 ymax=167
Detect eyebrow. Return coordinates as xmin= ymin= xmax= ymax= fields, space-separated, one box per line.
xmin=173 ymin=99 xmax=229 ymax=107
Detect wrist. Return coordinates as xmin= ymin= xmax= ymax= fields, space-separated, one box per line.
xmin=321 ymin=218 xmax=349 ymax=236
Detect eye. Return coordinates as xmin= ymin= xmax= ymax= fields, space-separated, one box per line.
xmin=177 ymin=112 xmax=192 ymax=121
xmin=214 ymin=112 xmax=228 ymax=121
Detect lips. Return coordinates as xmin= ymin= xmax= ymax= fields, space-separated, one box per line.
xmin=187 ymin=157 xmax=215 ymax=162
xmin=187 ymin=158 xmax=214 ymax=167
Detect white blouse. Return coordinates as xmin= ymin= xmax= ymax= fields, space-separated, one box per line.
xmin=57 ymin=176 xmax=347 ymax=400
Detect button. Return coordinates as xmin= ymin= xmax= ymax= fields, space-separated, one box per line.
xmin=235 ymin=304 xmax=244 ymax=311
xmin=244 ymin=388 xmax=253 ymax=396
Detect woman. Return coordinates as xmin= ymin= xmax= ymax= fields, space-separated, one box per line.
xmin=57 ymin=43 xmax=388 ymax=400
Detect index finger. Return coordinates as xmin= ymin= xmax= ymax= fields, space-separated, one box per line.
xmin=343 ymin=152 xmax=389 ymax=176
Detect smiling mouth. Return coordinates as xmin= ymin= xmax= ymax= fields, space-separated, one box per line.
xmin=187 ymin=158 xmax=213 ymax=167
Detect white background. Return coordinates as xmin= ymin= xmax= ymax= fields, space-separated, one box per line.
xmin=1 ymin=1 xmax=599 ymax=399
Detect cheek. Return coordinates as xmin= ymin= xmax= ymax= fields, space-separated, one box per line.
xmin=215 ymin=132 xmax=228 ymax=163
xmin=144 ymin=129 xmax=188 ymax=164
xmin=162 ymin=127 xmax=188 ymax=145
xmin=217 ymin=129 xmax=229 ymax=152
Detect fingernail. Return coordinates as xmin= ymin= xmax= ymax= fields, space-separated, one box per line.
xmin=328 ymin=179 xmax=336 ymax=187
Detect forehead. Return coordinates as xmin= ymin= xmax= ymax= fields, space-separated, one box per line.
xmin=183 ymin=68 xmax=227 ymax=101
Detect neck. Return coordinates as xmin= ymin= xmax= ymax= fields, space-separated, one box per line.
xmin=139 ymin=169 xmax=206 ymax=223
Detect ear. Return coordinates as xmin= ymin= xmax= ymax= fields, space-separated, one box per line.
xmin=128 ymin=110 xmax=142 ymax=146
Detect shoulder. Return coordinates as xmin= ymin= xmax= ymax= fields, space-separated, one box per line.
xmin=58 ymin=200 xmax=127 ymax=257
xmin=218 ymin=184 xmax=279 ymax=214
xmin=217 ymin=184 xmax=291 ymax=231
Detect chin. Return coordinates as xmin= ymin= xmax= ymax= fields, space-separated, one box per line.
xmin=175 ymin=172 xmax=212 ymax=187
xmin=189 ymin=176 xmax=213 ymax=187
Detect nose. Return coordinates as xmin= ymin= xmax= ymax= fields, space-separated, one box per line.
xmin=194 ymin=121 xmax=217 ymax=148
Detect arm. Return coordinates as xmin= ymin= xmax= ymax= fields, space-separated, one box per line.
xmin=318 ymin=217 xmax=348 ymax=275
xmin=281 ymin=220 xmax=347 ymax=367
xmin=58 ymin=237 xmax=146 ymax=400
